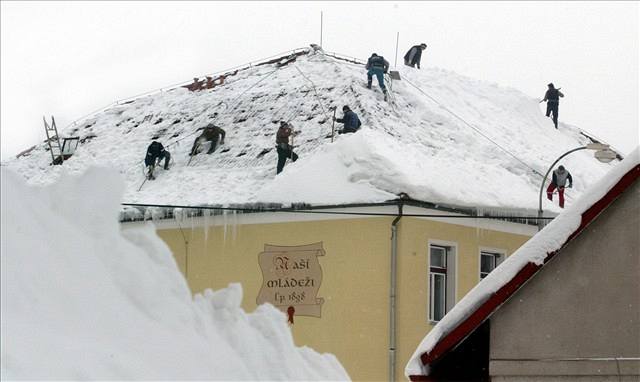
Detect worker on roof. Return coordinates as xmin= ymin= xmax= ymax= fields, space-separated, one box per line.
xmin=275 ymin=121 xmax=299 ymax=175
xmin=404 ymin=43 xmax=427 ymax=69
xmin=189 ymin=123 xmax=226 ymax=156
xmin=365 ymin=53 xmax=389 ymax=100
xmin=333 ymin=105 xmax=362 ymax=134
xmin=540 ymin=83 xmax=565 ymax=129
xmin=144 ymin=140 xmax=171 ymax=180
xmin=547 ymin=165 xmax=573 ymax=208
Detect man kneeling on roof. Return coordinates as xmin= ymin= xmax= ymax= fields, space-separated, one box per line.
xmin=333 ymin=105 xmax=361 ymax=134
xmin=145 ymin=140 xmax=171 ymax=180
xmin=189 ymin=123 xmax=226 ymax=156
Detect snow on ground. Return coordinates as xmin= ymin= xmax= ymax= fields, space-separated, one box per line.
xmin=2 ymin=48 xmax=618 ymax=212
xmin=0 ymin=167 xmax=350 ymax=380
xmin=405 ymin=147 xmax=639 ymax=378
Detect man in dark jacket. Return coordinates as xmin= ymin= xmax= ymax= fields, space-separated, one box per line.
xmin=547 ymin=165 xmax=573 ymax=208
xmin=189 ymin=123 xmax=226 ymax=155
xmin=404 ymin=43 xmax=427 ymax=69
xmin=540 ymin=83 xmax=564 ymax=129
xmin=334 ymin=105 xmax=361 ymax=134
xmin=366 ymin=53 xmax=390 ymax=99
xmin=275 ymin=121 xmax=299 ymax=174
xmin=144 ymin=140 xmax=171 ymax=180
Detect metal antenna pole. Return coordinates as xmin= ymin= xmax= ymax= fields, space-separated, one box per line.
xmin=320 ymin=11 xmax=323 ymax=47
xmin=394 ymin=32 xmax=399 ymax=67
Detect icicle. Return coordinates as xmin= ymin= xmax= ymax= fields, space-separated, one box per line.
xmin=203 ymin=208 xmax=210 ymax=242
xmin=231 ymin=209 xmax=238 ymax=242
xmin=222 ymin=210 xmax=228 ymax=242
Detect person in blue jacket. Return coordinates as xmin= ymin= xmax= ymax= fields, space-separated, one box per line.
xmin=366 ymin=53 xmax=389 ymax=99
xmin=334 ymin=105 xmax=362 ymax=134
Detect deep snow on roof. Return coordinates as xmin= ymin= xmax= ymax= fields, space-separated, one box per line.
xmin=3 ymin=48 xmax=619 ymax=211
xmin=405 ymin=147 xmax=639 ymax=378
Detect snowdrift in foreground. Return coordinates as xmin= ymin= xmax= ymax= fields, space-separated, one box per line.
xmin=0 ymin=167 xmax=349 ymax=380
xmin=405 ymin=147 xmax=639 ymax=378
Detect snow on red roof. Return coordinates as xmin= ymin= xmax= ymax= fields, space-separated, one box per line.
xmin=406 ymin=147 xmax=639 ymax=379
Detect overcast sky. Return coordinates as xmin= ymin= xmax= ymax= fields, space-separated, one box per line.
xmin=1 ymin=1 xmax=638 ymax=160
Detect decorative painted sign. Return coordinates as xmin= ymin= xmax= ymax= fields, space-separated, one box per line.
xmin=257 ymin=242 xmax=325 ymax=323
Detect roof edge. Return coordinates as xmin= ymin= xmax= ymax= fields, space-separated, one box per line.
xmin=416 ymin=163 xmax=640 ymax=373
xmin=119 ymin=197 xmax=544 ymax=225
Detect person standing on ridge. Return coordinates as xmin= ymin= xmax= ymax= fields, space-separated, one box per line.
xmin=189 ymin=123 xmax=226 ymax=156
xmin=540 ymin=83 xmax=564 ymax=129
xmin=403 ymin=43 xmax=427 ymax=69
xmin=333 ymin=105 xmax=362 ymax=134
xmin=275 ymin=121 xmax=299 ymax=175
xmin=144 ymin=140 xmax=171 ymax=180
xmin=547 ymin=165 xmax=573 ymax=208
xmin=366 ymin=53 xmax=389 ymax=101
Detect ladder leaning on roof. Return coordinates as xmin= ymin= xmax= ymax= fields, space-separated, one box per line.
xmin=43 ymin=116 xmax=65 ymax=165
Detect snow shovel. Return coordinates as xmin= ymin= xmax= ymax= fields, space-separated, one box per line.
xmin=330 ymin=106 xmax=337 ymax=142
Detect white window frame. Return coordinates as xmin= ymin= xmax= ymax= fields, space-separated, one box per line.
xmin=428 ymin=240 xmax=458 ymax=323
xmin=479 ymin=247 xmax=505 ymax=281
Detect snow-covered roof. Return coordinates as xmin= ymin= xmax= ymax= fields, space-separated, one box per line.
xmin=405 ymin=147 xmax=639 ymax=379
xmin=2 ymin=47 xmax=620 ymax=212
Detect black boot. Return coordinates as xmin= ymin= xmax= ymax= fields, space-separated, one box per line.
xmin=146 ymin=166 xmax=155 ymax=180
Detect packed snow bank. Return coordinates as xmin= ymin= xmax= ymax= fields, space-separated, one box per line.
xmin=405 ymin=147 xmax=639 ymax=378
xmin=0 ymin=167 xmax=349 ymax=380
xmin=258 ymin=129 xmax=542 ymax=207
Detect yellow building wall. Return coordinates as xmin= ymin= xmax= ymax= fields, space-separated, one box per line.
xmin=153 ymin=215 xmax=532 ymax=381
xmin=395 ymin=217 xmax=531 ymax=381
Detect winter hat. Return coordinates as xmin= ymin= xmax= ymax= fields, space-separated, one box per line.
xmin=420 ymin=43 xmax=427 ymax=48
xmin=371 ymin=53 xmax=378 ymax=57
xmin=343 ymin=105 xmax=350 ymax=112
xmin=558 ymin=165 xmax=565 ymax=171
xmin=548 ymin=83 xmax=554 ymax=88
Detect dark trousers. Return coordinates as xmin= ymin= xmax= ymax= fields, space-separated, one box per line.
xmin=276 ymin=145 xmax=298 ymax=174
xmin=547 ymin=183 xmax=565 ymax=208
xmin=338 ymin=127 xmax=357 ymax=134
xmin=546 ymin=102 xmax=559 ymax=128
xmin=145 ymin=151 xmax=171 ymax=169
xmin=191 ymin=138 xmax=218 ymax=155
xmin=367 ymin=68 xmax=386 ymax=91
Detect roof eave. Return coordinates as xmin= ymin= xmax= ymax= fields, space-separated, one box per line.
xmin=414 ymin=163 xmax=640 ymax=376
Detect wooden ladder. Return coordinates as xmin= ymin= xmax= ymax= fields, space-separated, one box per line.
xmin=43 ymin=116 xmax=64 ymax=165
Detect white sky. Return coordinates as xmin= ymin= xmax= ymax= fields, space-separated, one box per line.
xmin=1 ymin=1 xmax=638 ymax=160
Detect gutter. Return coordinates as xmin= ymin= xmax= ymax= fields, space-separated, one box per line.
xmin=121 ymin=199 xmax=545 ymax=227
xmin=389 ymin=200 xmax=404 ymax=382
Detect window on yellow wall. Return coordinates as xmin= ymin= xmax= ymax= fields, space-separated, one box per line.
xmin=480 ymin=251 xmax=503 ymax=279
xmin=429 ymin=245 xmax=448 ymax=322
